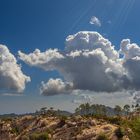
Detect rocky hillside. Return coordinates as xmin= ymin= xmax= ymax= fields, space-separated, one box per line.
xmin=0 ymin=115 xmax=132 ymax=140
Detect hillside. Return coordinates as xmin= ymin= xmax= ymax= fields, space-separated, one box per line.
xmin=0 ymin=104 xmax=140 ymax=140
xmin=0 ymin=115 xmax=129 ymax=140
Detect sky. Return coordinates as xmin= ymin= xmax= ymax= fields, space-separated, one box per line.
xmin=0 ymin=0 xmax=140 ymax=114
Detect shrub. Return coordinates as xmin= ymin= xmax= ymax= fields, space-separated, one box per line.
xmin=37 ymin=133 xmax=49 ymax=140
xmin=59 ymin=115 xmax=68 ymax=121
xmin=107 ymin=117 xmax=122 ymax=125
xmin=21 ymin=135 xmax=30 ymax=140
xmin=1 ymin=117 xmax=12 ymax=122
xmin=11 ymin=126 xmax=20 ymax=135
xmin=96 ymin=134 xmax=109 ymax=140
xmin=29 ymin=132 xmax=49 ymax=140
xmin=115 ymin=127 xmax=125 ymax=139
xmin=29 ymin=133 xmax=38 ymax=140
xmin=128 ymin=118 xmax=140 ymax=140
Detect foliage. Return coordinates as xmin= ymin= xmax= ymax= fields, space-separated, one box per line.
xmin=58 ymin=115 xmax=68 ymax=121
xmin=39 ymin=107 xmax=47 ymax=116
xmin=29 ymin=132 xmax=49 ymax=140
xmin=123 ymin=104 xmax=130 ymax=115
xmin=1 ymin=117 xmax=12 ymax=122
xmin=127 ymin=117 xmax=140 ymax=140
xmin=114 ymin=105 xmax=122 ymax=116
xmin=11 ymin=126 xmax=20 ymax=135
xmin=96 ymin=133 xmax=109 ymax=140
xmin=21 ymin=135 xmax=30 ymax=140
xmin=75 ymin=103 xmax=109 ymax=116
xmin=107 ymin=116 xmax=122 ymax=125
xmin=115 ymin=127 xmax=125 ymax=139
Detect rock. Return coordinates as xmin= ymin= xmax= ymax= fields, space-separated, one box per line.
xmin=67 ymin=121 xmax=77 ymax=127
xmin=89 ymin=120 xmax=96 ymax=126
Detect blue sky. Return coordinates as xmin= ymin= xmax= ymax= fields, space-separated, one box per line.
xmin=0 ymin=0 xmax=140 ymax=114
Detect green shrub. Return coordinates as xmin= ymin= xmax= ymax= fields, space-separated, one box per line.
xmin=128 ymin=118 xmax=140 ymax=140
xmin=29 ymin=132 xmax=49 ymax=140
xmin=96 ymin=133 xmax=109 ymax=140
xmin=21 ymin=135 xmax=30 ymax=140
xmin=107 ymin=116 xmax=122 ymax=125
xmin=29 ymin=133 xmax=38 ymax=140
xmin=37 ymin=133 xmax=49 ymax=140
xmin=11 ymin=126 xmax=20 ymax=135
xmin=115 ymin=127 xmax=125 ymax=139
xmin=59 ymin=115 xmax=68 ymax=121
xmin=1 ymin=117 xmax=12 ymax=122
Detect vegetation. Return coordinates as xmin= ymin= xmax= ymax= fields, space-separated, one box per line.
xmin=123 ymin=104 xmax=130 ymax=115
xmin=127 ymin=117 xmax=140 ymax=140
xmin=107 ymin=116 xmax=122 ymax=125
xmin=21 ymin=135 xmax=30 ymax=140
xmin=1 ymin=103 xmax=140 ymax=140
xmin=114 ymin=105 xmax=122 ymax=116
xmin=115 ymin=127 xmax=125 ymax=139
xmin=11 ymin=126 xmax=20 ymax=135
xmin=75 ymin=103 xmax=109 ymax=116
xmin=96 ymin=133 xmax=109 ymax=140
xmin=29 ymin=132 xmax=49 ymax=140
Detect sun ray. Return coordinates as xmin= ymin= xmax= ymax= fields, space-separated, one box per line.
xmin=108 ymin=0 xmax=135 ymax=35
xmin=68 ymin=0 xmax=98 ymax=32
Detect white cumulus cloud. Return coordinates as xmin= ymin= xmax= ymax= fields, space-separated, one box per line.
xmin=0 ymin=45 xmax=30 ymax=93
xmin=90 ymin=16 xmax=101 ymax=27
xmin=40 ymin=78 xmax=73 ymax=96
xmin=18 ymin=31 xmax=140 ymax=97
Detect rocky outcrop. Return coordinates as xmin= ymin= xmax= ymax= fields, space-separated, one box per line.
xmin=0 ymin=116 xmax=131 ymax=140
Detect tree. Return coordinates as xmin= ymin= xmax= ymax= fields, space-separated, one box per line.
xmin=123 ymin=104 xmax=130 ymax=115
xmin=131 ymin=104 xmax=135 ymax=112
xmin=101 ymin=105 xmax=107 ymax=116
xmin=135 ymin=104 xmax=139 ymax=112
xmin=77 ymin=103 xmax=91 ymax=115
xmin=85 ymin=103 xmax=90 ymax=115
xmin=75 ymin=107 xmax=80 ymax=114
xmin=114 ymin=105 xmax=122 ymax=116
xmin=47 ymin=107 xmax=55 ymax=116
xmin=135 ymin=103 xmax=139 ymax=108
xmin=79 ymin=104 xmax=86 ymax=115
xmin=40 ymin=107 xmax=47 ymax=115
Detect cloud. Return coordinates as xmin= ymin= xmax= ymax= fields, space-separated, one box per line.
xmin=72 ymin=93 xmax=94 ymax=105
xmin=120 ymin=39 xmax=140 ymax=90
xmin=90 ymin=16 xmax=101 ymax=27
xmin=132 ymin=91 xmax=140 ymax=105
xmin=0 ymin=45 xmax=30 ymax=93
xmin=18 ymin=31 xmax=140 ymax=96
xmin=72 ymin=91 xmax=93 ymax=104
xmin=72 ymin=90 xmax=133 ymax=107
xmin=120 ymin=39 xmax=140 ymax=60
xmin=1 ymin=93 xmax=25 ymax=96
xmin=18 ymin=49 xmax=64 ymax=71
xmin=40 ymin=78 xmax=73 ymax=96
xmin=72 ymin=99 xmax=83 ymax=105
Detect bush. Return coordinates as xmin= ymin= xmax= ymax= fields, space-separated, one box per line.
xmin=29 ymin=132 xmax=49 ymax=140
xmin=96 ymin=134 xmax=109 ymax=140
xmin=11 ymin=126 xmax=20 ymax=135
xmin=59 ymin=115 xmax=68 ymax=121
xmin=128 ymin=118 xmax=140 ymax=140
xmin=38 ymin=133 xmax=49 ymax=140
xmin=1 ymin=117 xmax=12 ymax=122
xmin=107 ymin=117 xmax=122 ymax=125
xmin=29 ymin=133 xmax=38 ymax=140
xmin=115 ymin=127 xmax=125 ymax=139
xmin=21 ymin=135 xmax=30 ymax=140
